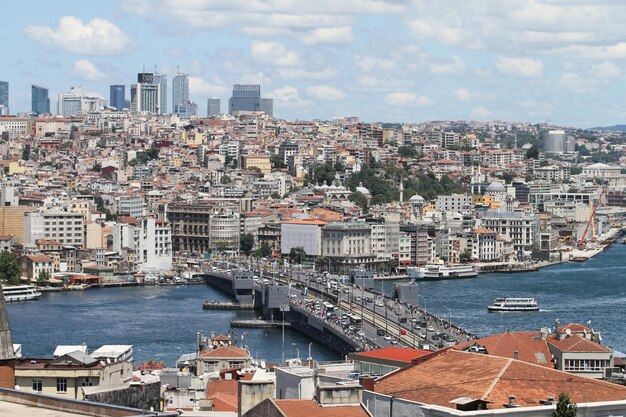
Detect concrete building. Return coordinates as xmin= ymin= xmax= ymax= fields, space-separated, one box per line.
xmin=242 ymin=154 xmax=272 ymax=174
xmin=25 ymin=212 xmax=85 ymax=247
xmin=471 ymin=227 xmax=497 ymax=261
xmin=0 ymin=81 xmax=8 ymax=115
xmin=280 ymin=219 xmax=327 ymax=257
xmin=229 ymin=84 xmax=273 ymax=116
xmin=369 ymin=221 xmax=400 ymax=260
xmin=435 ymin=194 xmax=472 ymax=213
xmin=23 ymin=254 xmax=54 ymax=281
xmin=130 ymin=73 xmax=161 ymax=114
xmin=322 ymin=222 xmax=380 ymax=272
xmin=172 ymin=72 xmax=189 ymax=116
xmin=207 ymin=97 xmax=220 ymax=116
xmin=480 ymin=211 xmax=537 ymax=256
xmin=113 ymin=194 xmax=144 ymax=218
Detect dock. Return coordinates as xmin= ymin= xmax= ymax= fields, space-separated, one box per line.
xmin=202 ymin=301 xmax=255 ymax=310
xmin=230 ymin=319 xmax=290 ymax=328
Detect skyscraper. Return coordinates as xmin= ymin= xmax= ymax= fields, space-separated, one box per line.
xmin=260 ymin=98 xmax=274 ymax=117
xmin=207 ymin=98 xmax=221 ymax=117
xmin=229 ymin=84 xmax=261 ymax=115
xmin=153 ymin=73 xmax=167 ymax=114
xmin=110 ymin=85 xmax=125 ymax=110
xmin=172 ymin=72 xmax=189 ymax=115
xmin=31 ymin=85 xmax=50 ymax=115
xmin=0 ymin=81 xmax=8 ymax=115
xmin=131 ymin=72 xmax=161 ymax=114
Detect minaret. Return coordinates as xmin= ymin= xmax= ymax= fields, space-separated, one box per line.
xmin=399 ymin=177 xmax=404 ymax=203
xmin=0 ymin=282 xmax=15 ymax=388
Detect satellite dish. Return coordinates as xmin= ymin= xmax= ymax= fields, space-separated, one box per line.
xmin=565 ymin=328 xmax=572 ymax=336
xmin=100 ymin=361 xmax=106 ymax=366
xmin=260 ymin=361 xmax=266 ymax=369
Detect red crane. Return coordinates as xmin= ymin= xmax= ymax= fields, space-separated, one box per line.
xmin=577 ymin=186 xmax=605 ymax=247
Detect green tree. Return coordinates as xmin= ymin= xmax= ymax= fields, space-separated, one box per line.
xmin=271 ymin=154 xmax=287 ymax=169
xmin=553 ymin=393 xmax=577 ymax=417
xmin=92 ymin=162 xmax=102 ymax=172
xmin=397 ymin=146 xmax=417 ymax=158
xmin=215 ymin=241 xmax=230 ymax=253
xmin=501 ymin=171 xmax=515 ymax=184
xmin=289 ymin=247 xmax=306 ymax=264
xmin=253 ymin=242 xmax=272 ymax=258
xmin=0 ymin=251 xmax=21 ymax=285
xmin=525 ymin=145 xmax=539 ymax=159
xmin=37 ymin=270 xmax=51 ymax=285
xmin=460 ymin=248 xmax=472 ymax=262
xmin=348 ymin=191 xmax=369 ymax=212
xmin=240 ymin=233 xmax=255 ymax=256
xmin=312 ymin=162 xmax=336 ymax=186
xmin=221 ymin=175 xmax=231 ymax=184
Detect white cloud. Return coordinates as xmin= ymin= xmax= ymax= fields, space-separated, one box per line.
xmin=591 ymin=61 xmax=621 ymax=78
xmin=277 ymin=67 xmax=337 ymax=80
xmin=24 ymin=16 xmax=130 ymax=55
xmin=299 ymin=26 xmax=353 ymax=45
xmin=306 ymin=85 xmax=345 ymax=101
xmin=266 ymin=86 xmax=302 ymax=103
xmin=559 ymin=72 xmax=602 ymax=93
xmin=454 ymin=88 xmax=472 ymax=102
xmin=408 ymin=18 xmax=468 ymax=45
xmin=355 ymin=55 xmax=396 ymax=72
xmin=73 ymin=59 xmax=106 ymax=82
xmin=431 ymin=56 xmax=466 ymax=75
xmin=495 ymin=56 xmax=543 ymax=77
xmin=251 ymin=41 xmax=301 ymax=67
xmin=384 ymin=92 xmax=432 ymax=107
xmin=189 ymin=76 xmax=229 ymax=96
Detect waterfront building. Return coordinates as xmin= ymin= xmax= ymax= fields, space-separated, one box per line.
xmin=24 ymin=212 xmax=85 ymax=248
xmin=109 ymin=85 xmax=125 ymax=110
xmin=207 ymin=97 xmax=220 ymax=116
xmin=0 ymin=81 xmax=8 ymax=115
xmin=196 ymin=344 xmax=252 ymax=374
xmin=369 ymin=220 xmax=400 ymax=260
xmin=31 ymin=85 xmax=50 ymax=115
xmin=22 ymin=254 xmax=54 ymax=280
xmin=470 ymin=227 xmax=497 ymax=261
xmin=322 ymin=222 xmax=382 ymax=272
xmin=280 ymin=219 xmax=327 ymax=257
xmin=112 ymin=217 xmax=172 ymax=272
xmin=479 ymin=211 xmax=537 ymax=256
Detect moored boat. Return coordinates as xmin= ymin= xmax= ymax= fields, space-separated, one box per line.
xmin=3 ymin=285 xmax=42 ymax=302
xmin=488 ymin=297 xmax=539 ymax=312
xmin=407 ymin=259 xmax=478 ymax=280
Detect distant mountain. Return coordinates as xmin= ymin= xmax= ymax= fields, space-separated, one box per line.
xmin=588 ymin=124 xmax=626 ymax=132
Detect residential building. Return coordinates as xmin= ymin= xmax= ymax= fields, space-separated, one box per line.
xmin=25 ymin=212 xmax=86 ymax=248
xmin=471 ymin=227 xmax=497 ymax=261
xmin=207 ymin=97 xmax=221 ymax=116
xmin=112 ymin=194 xmax=144 ymax=218
xmin=369 ymin=221 xmax=400 ymax=260
xmin=196 ymin=345 xmax=252 ymax=374
xmin=23 ymin=254 xmax=54 ymax=280
xmin=109 ymin=85 xmax=125 ymax=110
xmin=435 ymin=193 xmax=472 ymax=212
xmin=480 ymin=211 xmax=537 ymax=255
xmin=242 ymin=154 xmax=271 ymax=174
xmin=32 ymin=85 xmax=50 ymax=115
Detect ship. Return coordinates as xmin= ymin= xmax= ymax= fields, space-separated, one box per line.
xmin=3 ymin=285 xmax=42 ymax=302
xmin=488 ymin=297 xmax=539 ymax=312
xmin=407 ymin=259 xmax=478 ymax=280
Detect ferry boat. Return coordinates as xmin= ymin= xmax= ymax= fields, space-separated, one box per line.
xmin=488 ymin=297 xmax=539 ymax=312
xmin=3 ymin=285 xmax=42 ymax=302
xmin=407 ymin=260 xmax=478 ymax=280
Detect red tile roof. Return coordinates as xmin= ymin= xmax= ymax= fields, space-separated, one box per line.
xmin=548 ymin=334 xmax=611 ymax=353
xmin=354 ymin=347 xmax=431 ymax=363
xmin=374 ymin=349 xmax=626 ymax=409
xmin=273 ymin=399 xmax=370 ymax=417
xmin=205 ymin=379 xmax=238 ymax=412
xmin=199 ymin=345 xmax=250 ymax=359
xmin=452 ymin=331 xmax=553 ymax=367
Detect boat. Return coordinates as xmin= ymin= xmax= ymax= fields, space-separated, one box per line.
xmin=488 ymin=298 xmax=539 ymax=312
xmin=569 ymin=256 xmax=589 ymax=262
xmin=407 ymin=259 xmax=478 ymax=280
xmin=3 ymin=285 xmax=42 ymax=302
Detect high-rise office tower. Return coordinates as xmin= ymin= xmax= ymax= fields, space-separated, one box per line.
xmin=172 ymin=72 xmax=189 ymax=115
xmin=207 ymin=98 xmax=221 ymax=117
xmin=229 ymin=84 xmax=261 ymax=115
xmin=153 ymin=73 xmax=167 ymax=114
xmin=0 ymin=81 xmax=8 ymax=115
xmin=130 ymin=83 xmax=160 ymax=113
xmin=260 ymin=98 xmax=274 ymax=117
xmin=110 ymin=85 xmax=125 ymax=110
xmin=31 ymin=85 xmax=50 ymax=115
xmin=57 ymin=87 xmax=82 ymax=116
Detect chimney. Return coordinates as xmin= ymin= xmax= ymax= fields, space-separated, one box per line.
xmin=0 ymin=282 xmax=16 ymax=389
xmin=504 ymin=395 xmax=518 ymax=408
xmin=513 ymin=351 xmax=519 ymax=360
xmin=359 ymin=376 xmax=375 ymax=391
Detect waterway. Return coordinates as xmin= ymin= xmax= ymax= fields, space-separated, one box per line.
xmin=6 ymin=242 xmax=626 ymax=366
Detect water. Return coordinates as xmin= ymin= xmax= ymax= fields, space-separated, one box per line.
xmin=6 ymin=284 xmax=340 ymax=366
xmin=380 ymin=242 xmax=626 ymax=352
xmin=7 ymin=242 xmax=626 ymax=364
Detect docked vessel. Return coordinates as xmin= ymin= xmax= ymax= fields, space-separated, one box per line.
xmin=3 ymin=285 xmax=42 ymax=302
xmin=488 ymin=297 xmax=539 ymax=312
xmin=407 ymin=260 xmax=478 ymax=280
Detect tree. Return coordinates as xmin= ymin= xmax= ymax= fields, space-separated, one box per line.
xmin=398 ymin=145 xmax=417 ymax=158
xmin=253 ymin=242 xmax=272 ymax=258
xmin=289 ymin=247 xmax=307 ymax=264
xmin=215 ymin=241 xmax=230 ymax=254
xmin=312 ymin=162 xmax=336 ymax=186
xmin=460 ymin=248 xmax=472 ymax=262
xmin=0 ymin=251 xmax=21 ymax=285
xmin=348 ymin=191 xmax=369 ymax=213
xmin=271 ymin=154 xmax=287 ymax=169
xmin=220 ymin=175 xmax=231 ymax=184
xmin=525 ymin=145 xmax=539 ymax=159
xmin=553 ymin=393 xmax=577 ymax=417
xmin=240 ymin=234 xmax=255 ymax=256
xmin=37 ymin=270 xmax=51 ymax=285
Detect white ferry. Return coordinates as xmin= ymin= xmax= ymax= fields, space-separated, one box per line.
xmin=488 ymin=298 xmax=539 ymax=312
xmin=3 ymin=285 xmax=42 ymax=302
xmin=407 ymin=260 xmax=478 ymax=280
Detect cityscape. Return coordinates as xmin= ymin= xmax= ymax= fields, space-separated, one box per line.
xmin=1 ymin=1 xmax=626 ymax=417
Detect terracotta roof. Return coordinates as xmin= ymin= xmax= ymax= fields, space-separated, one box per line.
xmin=25 ymin=254 xmax=53 ymax=263
xmin=199 ymin=345 xmax=250 ymax=359
xmin=557 ymin=322 xmax=592 ymax=333
xmin=548 ymin=334 xmax=611 ymax=353
xmin=273 ymin=399 xmax=370 ymax=417
xmin=374 ymin=349 xmax=626 ymax=409
xmin=205 ymin=379 xmax=238 ymax=412
xmin=452 ymin=331 xmax=553 ymax=367
xmin=353 ymin=347 xmax=431 ymax=364
xmin=282 ymin=219 xmax=328 ymax=226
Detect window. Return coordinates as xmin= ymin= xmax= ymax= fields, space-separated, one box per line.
xmin=81 ymin=378 xmax=93 ymax=387
xmin=56 ymin=378 xmax=67 ymax=392
xmin=32 ymin=378 xmax=42 ymax=392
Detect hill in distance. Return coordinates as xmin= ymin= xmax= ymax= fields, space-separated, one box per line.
xmin=588 ymin=124 xmax=626 ymax=132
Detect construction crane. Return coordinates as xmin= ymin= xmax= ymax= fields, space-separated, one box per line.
xmin=578 ymin=186 xmax=605 ymax=247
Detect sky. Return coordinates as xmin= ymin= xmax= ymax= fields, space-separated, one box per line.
xmin=3 ymin=0 xmax=626 ymax=127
